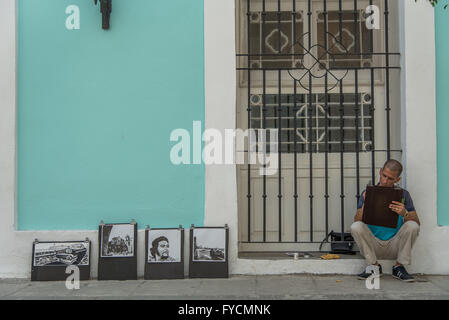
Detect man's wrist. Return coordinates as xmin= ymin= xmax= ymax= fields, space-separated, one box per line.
xmin=403 ymin=209 xmax=409 ymax=218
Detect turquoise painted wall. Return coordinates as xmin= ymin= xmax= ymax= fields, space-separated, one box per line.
xmin=17 ymin=0 xmax=204 ymax=230
xmin=436 ymin=7 xmax=449 ymax=226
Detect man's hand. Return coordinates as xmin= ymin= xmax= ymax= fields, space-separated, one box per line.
xmin=391 ymin=200 xmax=421 ymax=225
xmin=389 ymin=201 xmax=406 ymax=216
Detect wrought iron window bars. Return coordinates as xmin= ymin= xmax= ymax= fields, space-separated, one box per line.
xmin=237 ymin=0 xmax=401 ymax=251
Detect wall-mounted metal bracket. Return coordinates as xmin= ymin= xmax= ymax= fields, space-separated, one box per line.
xmin=94 ymin=0 xmax=112 ymax=30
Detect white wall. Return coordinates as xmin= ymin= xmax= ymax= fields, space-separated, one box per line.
xmin=0 ymin=0 xmax=18 ymax=277
xmin=0 ymin=0 xmax=448 ymax=278
xmin=399 ymin=0 xmax=449 ymax=274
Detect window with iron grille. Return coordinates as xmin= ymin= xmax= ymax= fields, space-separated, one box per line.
xmin=250 ymin=92 xmax=373 ymax=153
xmin=248 ymin=9 xmax=374 ymax=70
xmin=317 ymin=10 xmax=375 ymax=69
xmin=249 ymin=11 xmax=304 ymax=69
xmin=236 ymin=0 xmax=401 ymax=252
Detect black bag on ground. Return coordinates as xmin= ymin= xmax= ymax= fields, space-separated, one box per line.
xmin=319 ymin=231 xmax=356 ymax=255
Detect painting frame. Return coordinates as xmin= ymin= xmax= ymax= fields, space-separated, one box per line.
xmin=189 ymin=225 xmax=229 ymax=279
xmin=100 ymin=223 xmax=136 ymax=258
xmin=31 ymin=239 xmax=91 ymax=281
xmin=97 ymin=221 xmax=138 ymax=280
xmin=144 ymin=226 xmax=184 ymax=280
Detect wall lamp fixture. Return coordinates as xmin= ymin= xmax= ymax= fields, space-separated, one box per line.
xmin=94 ymin=0 xmax=112 ymax=30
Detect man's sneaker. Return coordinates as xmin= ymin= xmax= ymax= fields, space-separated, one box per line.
xmin=357 ymin=264 xmax=382 ymax=280
xmin=392 ymin=265 xmax=415 ymax=282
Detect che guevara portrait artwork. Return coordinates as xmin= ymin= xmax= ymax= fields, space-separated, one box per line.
xmin=148 ymin=229 xmax=181 ymax=263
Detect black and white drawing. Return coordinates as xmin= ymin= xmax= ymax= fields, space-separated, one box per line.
xmin=101 ymin=224 xmax=134 ymax=258
xmin=33 ymin=242 xmax=89 ymax=267
xmin=148 ymin=229 xmax=181 ymax=263
xmin=192 ymin=228 xmax=226 ymax=262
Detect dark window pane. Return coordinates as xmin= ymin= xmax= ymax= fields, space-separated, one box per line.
xmin=249 ymin=93 xmax=372 ymax=153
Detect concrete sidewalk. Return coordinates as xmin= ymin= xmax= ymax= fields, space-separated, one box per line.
xmin=1 ymin=274 xmax=449 ymax=300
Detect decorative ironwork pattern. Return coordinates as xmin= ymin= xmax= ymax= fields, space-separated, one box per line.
xmin=249 ymin=11 xmax=304 ymax=68
xmin=250 ymin=93 xmax=373 ymax=153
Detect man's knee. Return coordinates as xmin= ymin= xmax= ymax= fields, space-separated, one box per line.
xmin=402 ymin=221 xmax=420 ymax=235
xmin=350 ymin=221 xmax=367 ymax=236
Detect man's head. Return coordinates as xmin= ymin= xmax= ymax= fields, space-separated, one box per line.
xmin=150 ymin=236 xmax=170 ymax=260
xmin=379 ymin=159 xmax=403 ymax=187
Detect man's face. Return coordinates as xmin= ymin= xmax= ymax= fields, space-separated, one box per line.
xmin=379 ymin=167 xmax=400 ymax=187
xmin=157 ymin=240 xmax=170 ymax=258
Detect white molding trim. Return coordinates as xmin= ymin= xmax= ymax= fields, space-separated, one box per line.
xmin=203 ymin=0 xmax=239 ymax=267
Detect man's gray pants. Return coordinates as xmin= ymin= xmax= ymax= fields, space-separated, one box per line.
xmin=350 ymin=221 xmax=420 ymax=265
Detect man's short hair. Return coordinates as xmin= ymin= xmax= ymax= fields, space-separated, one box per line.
xmin=150 ymin=236 xmax=169 ymax=257
xmin=382 ymin=159 xmax=403 ymax=177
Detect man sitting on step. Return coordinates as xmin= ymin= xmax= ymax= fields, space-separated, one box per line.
xmin=351 ymin=159 xmax=420 ymax=282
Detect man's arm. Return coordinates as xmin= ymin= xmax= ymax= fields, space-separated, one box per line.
xmin=354 ymin=191 xmax=366 ymax=222
xmin=404 ymin=211 xmax=420 ymax=226
xmin=354 ymin=206 xmax=364 ymax=222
